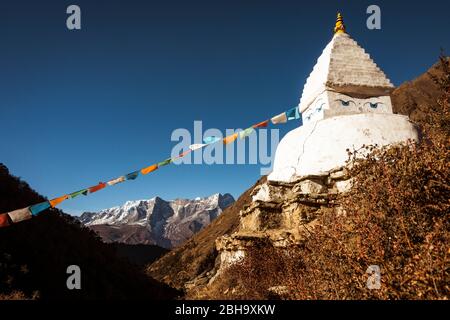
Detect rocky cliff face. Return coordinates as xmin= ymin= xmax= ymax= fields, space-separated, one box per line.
xmin=79 ymin=193 xmax=235 ymax=248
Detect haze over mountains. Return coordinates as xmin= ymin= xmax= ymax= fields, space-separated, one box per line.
xmin=79 ymin=193 xmax=235 ymax=248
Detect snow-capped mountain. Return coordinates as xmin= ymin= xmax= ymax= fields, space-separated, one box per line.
xmin=79 ymin=193 xmax=235 ymax=248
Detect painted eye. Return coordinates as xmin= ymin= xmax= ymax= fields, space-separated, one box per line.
xmin=316 ymin=103 xmax=325 ymax=112
xmin=365 ymin=102 xmax=381 ymax=109
xmin=338 ymin=99 xmax=351 ymax=106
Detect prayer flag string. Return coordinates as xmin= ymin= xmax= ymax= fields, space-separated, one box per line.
xmin=0 ymin=107 xmax=304 ymax=228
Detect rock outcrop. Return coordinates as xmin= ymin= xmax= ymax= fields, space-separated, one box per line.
xmin=178 ymin=166 xmax=353 ymax=292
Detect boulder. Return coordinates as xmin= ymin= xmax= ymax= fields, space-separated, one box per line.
xmin=294 ymin=179 xmax=327 ymax=194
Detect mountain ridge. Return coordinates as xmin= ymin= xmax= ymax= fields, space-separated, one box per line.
xmin=79 ymin=193 xmax=235 ymax=248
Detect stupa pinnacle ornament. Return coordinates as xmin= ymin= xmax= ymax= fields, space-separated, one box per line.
xmin=268 ymin=14 xmax=419 ymax=183
xmin=334 ymin=12 xmax=346 ymax=34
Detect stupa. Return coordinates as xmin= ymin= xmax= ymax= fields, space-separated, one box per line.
xmin=268 ymin=13 xmax=419 ymax=182
xmin=208 ymin=14 xmax=421 ymax=286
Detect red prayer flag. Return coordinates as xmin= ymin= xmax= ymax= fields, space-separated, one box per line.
xmin=177 ymin=150 xmax=192 ymax=158
xmin=252 ymin=120 xmax=269 ymax=128
xmin=89 ymin=182 xmax=107 ymax=194
xmin=0 ymin=213 xmax=10 ymax=228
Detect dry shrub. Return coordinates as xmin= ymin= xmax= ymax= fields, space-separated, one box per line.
xmin=209 ymin=56 xmax=450 ymax=300
xmin=0 ymin=289 xmax=39 ymax=300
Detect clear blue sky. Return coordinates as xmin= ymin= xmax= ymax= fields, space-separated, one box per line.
xmin=1 ymin=0 xmax=449 ymax=215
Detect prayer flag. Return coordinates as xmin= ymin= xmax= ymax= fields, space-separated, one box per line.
xmin=88 ymin=183 xmax=105 ymax=193
xmin=69 ymin=189 xmax=88 ymax=199
xmin=239 ymin=127 xmax=254 ymax=139
xmin=252 ymin=120 xmax=269 ymax=128
xmin=223 ymin=133 xmax=238 ymax=145
xmin=203 ymin=136 xmax=221 ymax=144
xmin=88 ymin=184 xmax=105 ymax=193
xmin=8 ymin=207 xmax=32 ymax=223
xmin=177 ymin=150 xmax=191 ymax=158
xmin=50 ymin=195 xmax=69 ymax=207
xmin=88 ymin=182 xmax=107 ymax=193
xmin=158 ymin=159 xmax=172 ymax=167
xmin=141 ymin=165 xmax=158 ymax=175
xmin=0 ymin=213 xmax=10 ymax=228
xmin=286 ymin=107 xmax=301 ymax=121
xmin=189 ymin=143 xmax=206 ymax=151
xmin=271 ymin=112 xmax=288 ymax=124
xmin=107 ymin=176 xmax=125 ymax=185
xmin=125 ymin=171 xmax=139 ymax=181
xmin=240 ymin=128 xmax=253 ymax=139
xmin=29 ymin=201 xmax=51 ymax=216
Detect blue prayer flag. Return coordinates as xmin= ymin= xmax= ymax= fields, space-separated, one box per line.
xmin=29 ymin=201 xmax=51 ymax=216
xmin=286 ymin=107 xmax=300 ymax=120
xmin=286 ymin=107 xmax=303 ymax=126
xmin=125 ymin=171 xmax=140 ymax=180
xmin=203 ymin=136 xmax=221 ymax=144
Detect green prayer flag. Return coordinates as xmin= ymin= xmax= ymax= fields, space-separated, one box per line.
xmin=70 ymin=189 xmax=88 ymax=199
xmin=158 ymin=158 xmax=172 ymax=167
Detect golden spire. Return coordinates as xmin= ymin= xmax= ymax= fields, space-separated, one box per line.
xmin=334 ymin=12 xmax=346 ymax=35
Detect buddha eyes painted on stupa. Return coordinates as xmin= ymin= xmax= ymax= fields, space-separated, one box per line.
xmin=315 ymin=102 xmax=325 ymax=112
xmin=364 ymin=102 xmax=381 ymax=109
xmin=336 ymin=99 xmax=355 ymax=107
xmin=329 ymin=94 xmax=386 ymax=112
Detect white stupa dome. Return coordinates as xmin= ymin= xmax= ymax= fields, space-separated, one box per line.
xmin=268 ymin=13 xmax=418 ymax=183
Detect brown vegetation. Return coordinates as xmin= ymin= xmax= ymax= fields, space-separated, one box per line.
xmin=391 ymin=58 xmax=446 ymax=123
